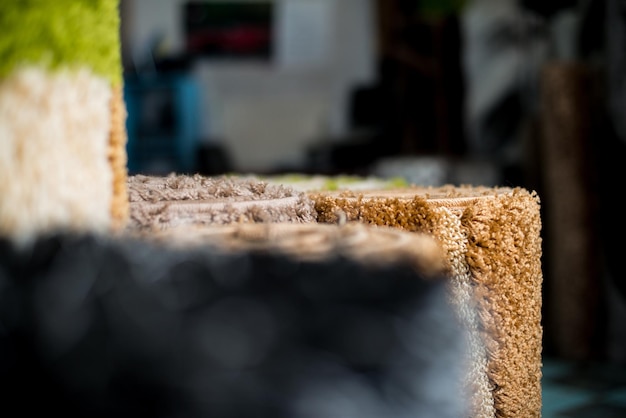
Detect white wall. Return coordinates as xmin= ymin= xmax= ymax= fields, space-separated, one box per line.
xmin=121 ymin=0 xmax=377 ymax=172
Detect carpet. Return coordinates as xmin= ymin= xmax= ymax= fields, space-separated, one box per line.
xmin=126 ymin=174 xmax=317 ymax=231
xmin=311 ymin=185 xmax=543 ymax=418
xmin=0 ymin=227 xmax=467 ymax=417
xmin=0 ymin=0 xmax=128 ymax=242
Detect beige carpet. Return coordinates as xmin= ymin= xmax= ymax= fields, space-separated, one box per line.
xmin=126 ymin=174 xmax=317 ymax=232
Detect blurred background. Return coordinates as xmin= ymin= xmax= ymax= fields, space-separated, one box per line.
xmin=119 ymin=0 xmax=626 ymax=414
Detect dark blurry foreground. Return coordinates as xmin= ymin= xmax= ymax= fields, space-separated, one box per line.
xmin=0 ymin=233 xmax=466 ymax=418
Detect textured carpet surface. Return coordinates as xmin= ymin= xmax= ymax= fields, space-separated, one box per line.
xmin=108 ymin=86 xmax=129 ymax=230
xmin=0 ymin=0 xmax=128 ymax=239
xmin=126 ymin=175 xmax=317 ymax=231
xmin=311 ymin=185 xmax=543 ymax=418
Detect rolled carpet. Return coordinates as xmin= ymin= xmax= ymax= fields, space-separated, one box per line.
xmin=311 ymin=185 xmax=543 ymax=418
xmin=126 ymin=174 xmax=317 ymax=231
xmin=0 ymin=225 xmax=469 ymax=417
xmin=0 ymin=0 xmax=129 ymax=243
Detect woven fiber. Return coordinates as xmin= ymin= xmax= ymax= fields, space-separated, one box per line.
xmin=0 ymin=0 xmax=128 ymax=242
xmin=311 ymin=186 xmax=543 ymax=418
xmin=108 ymin=86 xmax=130 ymax=230
xmin=126 ymin=174 xmax=317 ymax=231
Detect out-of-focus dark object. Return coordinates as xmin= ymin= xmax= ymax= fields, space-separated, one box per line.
xmin=462 ymin=0 xmax=549 ymax=169
xmin=527 ymin=0 xmax=626 ymax=363
xmin=374 ymin=0 xmax=467 ymax=156
xmin=0 ymin=231 xmax=467 ymax=418
xmin=539 ymin=62 xmax=605 ymax=361
xmin=596 ymin=0 xmax=626 ymax=363
xmin=306 ymin=84 xmax=393 ymax=175
xmin=519 ymin=0 xmax=579 ymax=18
xmin=307 ymin=0 xmax=467 ymax=175
xmin=183 ymin=1 xmax=273 ymax=60
xmin=196 ymin=142 xmax=233 ymax=175
xmin=607 ymin=0 xmax=626 ymax=144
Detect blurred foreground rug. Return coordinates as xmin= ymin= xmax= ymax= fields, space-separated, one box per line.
xmin=0 ymin=224 xmax=468 ymax=418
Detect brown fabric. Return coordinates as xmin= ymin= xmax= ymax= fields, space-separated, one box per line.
xmin=311 ymin=186 xmax=543 ymax=418
xmin=137 ymin=222 xmax=447 ymax=279
xmin=108 ymin=86 xmax=129 ymax=230
xmin=126 ymin=174 xmax=318 ymax=231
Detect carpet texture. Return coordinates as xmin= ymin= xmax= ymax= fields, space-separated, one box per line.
xmin=126 ymin=174 xmax=317 ymax=231
xmin=311 ymin=185 xmax=543 ymax=418
xmin=109 ymin=86 xmax=130 ymax=231
xmin=0 ymin=0 xmax=128 ymax=241
xmin=0 ymin=230 xmax=468 ymax=418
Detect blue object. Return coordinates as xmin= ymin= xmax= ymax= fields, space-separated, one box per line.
xmin=124 ymin=73 xmax=201 ymax=174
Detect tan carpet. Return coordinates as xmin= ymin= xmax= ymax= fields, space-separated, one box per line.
xmin=124 ymin=175 xmax=543 ymax=417
xmin=108 ymin=86 xmax=129 ymax=231
xmin=311 ymin=185 xmax=543 ymax=418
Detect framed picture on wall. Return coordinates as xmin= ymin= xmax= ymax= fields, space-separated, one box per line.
xmin=184 ymin=1 xmax=273 ymax=59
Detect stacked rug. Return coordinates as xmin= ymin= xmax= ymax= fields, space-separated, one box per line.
xmin=126 ymin=174 xmax=317 ymax=231
xmin=310 ymin=185 xmax=543 ymax=418
xmin=140 ymin=222 xmax=446 ymax=277
xmin=0 ymin=0 xmax=128 ymax=243
xmin=0 ymin=3 xmax=543 ymax=414
xmin=0 ymin=224 xmax=469 ymax=417
xmin=125 ymin=175 xmax=544 ymax=418
xmin=0 ymin=2 xmax=513 ymax=417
